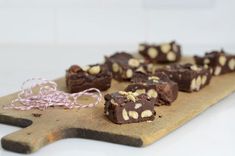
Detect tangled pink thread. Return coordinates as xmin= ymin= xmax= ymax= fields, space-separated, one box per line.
xmin=4 ymin=78 xmax=102 ymax=111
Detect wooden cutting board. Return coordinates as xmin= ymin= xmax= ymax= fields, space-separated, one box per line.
xmin=0 ymin=57 xmax=235 ymax=154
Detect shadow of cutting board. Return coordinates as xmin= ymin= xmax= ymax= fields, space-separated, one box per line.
xmin=0 ymin=57 xmax=235 ymax=154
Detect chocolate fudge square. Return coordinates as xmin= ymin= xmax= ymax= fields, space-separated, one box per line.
xmin=157 ymin=63 xmax=212 ymax=92
xmin=66 ymin=64 xmax=112 ymax=93
xmin=139 ymin=41 xmax=181 ymax=63
xmin=104 ymin=91 xmax=156 ymax=124
xmin=194 ymin=50 xmax=235 ymax=76
xmin=105 ymin=52 xmax=145 ymax=81
xmin=125 ymin=72 xmax=178 ymax=106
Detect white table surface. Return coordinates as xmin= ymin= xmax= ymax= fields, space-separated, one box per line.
xmin=0 ymin=45 xmax=234 ymax=156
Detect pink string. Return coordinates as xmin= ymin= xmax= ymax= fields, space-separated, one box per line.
xmin=3 ymin=78 xmax=102 ymax=111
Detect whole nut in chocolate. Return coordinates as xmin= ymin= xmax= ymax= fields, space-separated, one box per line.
xmin=161 ymin=43 xmax=171 ymax=53
xmin=214 ymin=66 xmax=222 ymax=75
xmin=112 ymin=63 xmax=119 ymax=73
xmin=204 ymin=58 xmax=210 ymax=64
xmin=88 ymin=65 xmax=101 ymax=75
xmin=122 ymin=108 xmax=129 ymax=121
xmin=147 ymin=89 xmax=158 ymax=98
xmin=128 ymin=111 xmax=139 ymax=119
xmin=82 ymin=65 xmax=90 ymax=71
xmin=228 ymin=58 xmax=235 ymax=70
xmin=126 ymin=69 xmax=133 ymax=78
xmin=167 ymin=52 xmax=176 ymax=61
xmin=134 ymin=89 xmax=146 ymax=95
xmin=190 ymin=79 xmax=195 ymax=90
xmin=219 ymin=55 xmax=227 ymax=66
xmin=196 ymin=76 xmax=202 ymax=90
xmin=148 ymin=48 xmax=158 ymax=59
xmin=201 ymin=75 xmax=207 ymax=85
xmin=190 ymin=65 xmax=199 ymax=71
xmin=141 ymin=110 xmax=153 ymax=118
xmin=128 ymin=58 xmax=140 ymax=68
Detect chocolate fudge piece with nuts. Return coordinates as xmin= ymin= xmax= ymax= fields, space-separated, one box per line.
xmin=105 ymin=52 xmax=145 ymax=81
xmin=157 ymin=63 xmax=212 ymax=92
xmin=66 ymin=64 xmax=112 ymax=93
xmin=104 ymin=91 xmax=156 ymax=124
xmin=125 ymin=72 xmax=178 ymax=106
xmin=139 ymin=41 xmax=181 ymax=63
xmin=194 ymin=50 xmax=235 ymax=76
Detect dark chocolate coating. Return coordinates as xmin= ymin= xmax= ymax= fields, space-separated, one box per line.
xmin=104 ymin=92 xmax=156 ymax=124
xmin=66 ymin=64 xmax=112 ymax=93
xmin=139 ymin=41 xmax=181 ymax=63
xmin=194 ymin=50 xmax=235 ymax=76
xmin=125 ymin=72 xmax=178 ymax=106
xmin=157 ymin=63 xmax=212 ymax=92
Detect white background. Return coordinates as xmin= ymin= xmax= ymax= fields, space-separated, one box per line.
xmin=0 ymin=0 xmax=234 ymax=48
xmin=0 ymin=0 xmax=235 ymax=156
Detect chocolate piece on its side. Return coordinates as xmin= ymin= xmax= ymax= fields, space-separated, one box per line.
xmin=157 ymin=63 xmax=212 ymax=92
xmin=194 ymin=49 xmax=235 ymax=76
xmin=139 ymin=41 xmax=181 ymax=63
xmin=104 ymin=91 xmax=156 ymax=124
xmin=125 ymin=72 xmax=178 ymax=106
xmin=66 ymin=64 xmax=112 ymax=93
xmin=104 ymin=52 xmax=146 ymax=81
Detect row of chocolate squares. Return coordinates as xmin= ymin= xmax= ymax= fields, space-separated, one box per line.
xmin=66 ymin=45 xmax=235 ymax=93
xmin=66 ymin=45 xmax=235 ymax=124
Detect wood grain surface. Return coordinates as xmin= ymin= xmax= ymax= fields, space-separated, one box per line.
xmin=0 ymin=57 xmax=234 ymax=154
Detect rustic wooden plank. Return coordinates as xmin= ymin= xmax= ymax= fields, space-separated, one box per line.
xmin=0 ymin=57 xmax=234 ymax=154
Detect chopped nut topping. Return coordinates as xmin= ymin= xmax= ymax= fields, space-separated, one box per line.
xmin=134 ymin=103 xmax=142 ymax=109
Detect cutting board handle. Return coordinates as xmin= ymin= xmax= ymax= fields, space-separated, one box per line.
xmin=1 ymin=121 xmax=67 ymax=154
